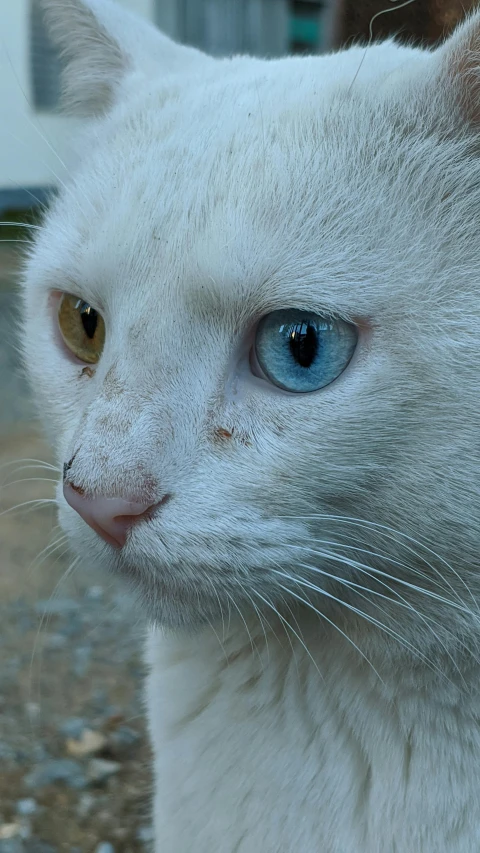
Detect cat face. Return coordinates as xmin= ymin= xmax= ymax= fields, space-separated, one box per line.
xmin=23 ymin=1 xmax=480 ymax=646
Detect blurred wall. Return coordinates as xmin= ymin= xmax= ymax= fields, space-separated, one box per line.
xmin=0 ymin=0 xmax=155 ymax=211
xmin=0 ymin=0 xmax=332 ymax=213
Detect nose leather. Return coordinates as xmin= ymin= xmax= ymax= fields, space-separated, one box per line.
xmin=63 ymin=482 xmax=156 ymax=548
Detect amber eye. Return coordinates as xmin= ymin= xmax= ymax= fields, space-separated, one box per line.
xmin=58 ymin=293 xmax=106 ymax=364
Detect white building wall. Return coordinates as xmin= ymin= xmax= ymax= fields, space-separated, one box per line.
xmin=0 ymin=0 xmax=156 ymax=205
xmin=0 ymin=0 xmax=329 ymax=209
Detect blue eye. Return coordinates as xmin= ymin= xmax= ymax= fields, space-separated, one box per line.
xmin=254 ymin=309 xmax=358 ymax=393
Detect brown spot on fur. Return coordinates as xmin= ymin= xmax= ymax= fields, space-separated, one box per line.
xmin=215 ymin=427 xmax=234 ymax=440
xmin=239 ymin=433 xmax=253 ymax=448
xmin=212 ymin=426 xmax=252 ymax=447
xmin=81 ymin=366 xmax=94 ymax=378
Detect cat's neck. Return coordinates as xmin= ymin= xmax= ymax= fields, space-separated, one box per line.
xmin=147 ymin=617 xmax=480 ymax=853
xmin=149 ymin=611 xmax=479 ymax=717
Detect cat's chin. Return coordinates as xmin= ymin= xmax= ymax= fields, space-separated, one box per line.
xmin=112 ymin=562 xmax=226 ymax=630
xmin=139 ymin=589 xmax=223 ymax=632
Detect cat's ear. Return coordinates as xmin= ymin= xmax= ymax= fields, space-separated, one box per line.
xmin=440 ymin=10 xmax=480 ymax=127
xmin=39 ymin=0 xmax=210 ymax=116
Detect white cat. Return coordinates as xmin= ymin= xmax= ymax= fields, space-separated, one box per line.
xmin=22 ymin=1 xmax=480 ymax=850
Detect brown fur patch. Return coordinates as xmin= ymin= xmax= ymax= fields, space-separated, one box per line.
xmin=214 ymin=427 xmax=234 ymax=440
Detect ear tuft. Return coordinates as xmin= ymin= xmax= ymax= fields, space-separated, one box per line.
xmin=38 ymin=0 xmax=210 ymax=116
xmin=441 ymin=10 xmax=480 ymax=127
xmin=38 ymin=0 xmax=129 ymax=115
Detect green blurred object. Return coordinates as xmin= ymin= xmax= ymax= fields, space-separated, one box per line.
xmin=290 ymin=15 xmax=321 ymax=47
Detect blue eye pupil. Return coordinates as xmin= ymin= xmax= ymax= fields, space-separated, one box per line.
xmin=255 ymin=309 xmax=358 ymax=394
xmin=288 ymin=321 xmax=318 ymax=368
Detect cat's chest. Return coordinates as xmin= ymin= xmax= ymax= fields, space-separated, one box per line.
xmin=145 ymin=628 xmax=480 ymax=853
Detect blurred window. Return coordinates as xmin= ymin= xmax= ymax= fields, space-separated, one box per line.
xmin=289 ymin=0 xmax=326 ymax=53
xmin=164 ymin=0 xmax=290 ymax=56
xmin=30 ymin=0 xmax=61 ymax=112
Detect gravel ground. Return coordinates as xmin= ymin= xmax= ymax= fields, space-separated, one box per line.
xmin=0 ymin=248 xmax=152 ymax=853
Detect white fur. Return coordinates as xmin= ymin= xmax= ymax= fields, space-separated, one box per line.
xmin=22 ymin=3 xmax=480 ymax=850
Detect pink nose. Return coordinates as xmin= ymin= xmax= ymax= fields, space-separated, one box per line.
xmin=63 ymin=482 xmax=157 ymax=548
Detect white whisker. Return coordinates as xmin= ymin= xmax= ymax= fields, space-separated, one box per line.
xmin=29 ymin=554 xmax=81 ymax=708
xmin=0 ymin=222 xmax=41 ymax=230
xmin=0 ymin=458 xmax=61 ymax=474
xmin=276 ymin=580 xmax=386 ymax=685
xmin=251 ymin=588 xmax=320 ymax=680
xmin=224 ymin=590 xmax=261 ymax=665
xmin=237 ymin=581 xmax=272 ymax=665
xmin=0 ymin=499 xmax=57 ymax=517
xmin=276 ymin=567 xmax=462 ymax=687
xmin=281 ymin=513 xmax=478 ymax=614
xmin=27 ymin=534 xmax=70 ymax=578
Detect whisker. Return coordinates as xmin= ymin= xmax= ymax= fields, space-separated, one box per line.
xmin=294 ymin=544 xmax=480 ymax=643
xmin=271 ymin=561 xmax=423 ymax=658
xmin=205 ymin=575 xmax=227 ymax=644
xmin=27 ymin=534 xmax=70 ymax=578
xmin=289 ymin=538 xmax=463 ymax=604
xmin=0 ymin=477 xmax=58 ymax=489
xmin=6 ymin=130 xmax=94 ymax=215
xmin=276 ymin=580 xmax=386 ymax=685
xmin=238 ymin=581 xmax=272 ymax=665
xmin=0 ymin=499 xmax=57 ymax=517
xmin=277 ymin=567 xmax=463 ymax=687
xmin=0 ymin=239 xmax=31 ymax=245
xmin=29 ymin=555 xmax=81 ymax=707
xmin=251 ymin=588 xmax=319 ymax=680
xmin=0 ymin=458 xmax=61 ymax=473
xmin=203 ymin=576 xmax=229 ymax=662
xmin=224 ymin=590 xmax=261 ymax=664
xmin=280 ymin=514 xmax=477 ymax=615
xmin=290 ymin=549 xmax=472 ymax=680
xmin=6 ymin=178 xmax=48 ymax=209
xmin=0 ymin=222 xmax=42 ymax=230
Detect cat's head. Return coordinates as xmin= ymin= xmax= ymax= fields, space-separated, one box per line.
xmin=23 ymin=0 xmax=480 ymax=656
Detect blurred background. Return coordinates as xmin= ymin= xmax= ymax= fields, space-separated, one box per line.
xmin=0 ymin=1 xmax=476 ymax=851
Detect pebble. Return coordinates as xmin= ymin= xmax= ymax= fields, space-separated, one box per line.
xmin=75 ymin=794 xmax=95 ymax=820
xmin=66 ymin=729 xmax=107 ymax=758
xmin=95 ymin=845 xmax=114 ymax=853
xmin=58 ymin=718 xmax=86 ymax=740
xmin=24 ymin=759 xmax=87 ymax=791
xmin=34 ymin=599 xmax=80 ymax=616
xmin=43 ymin=634 xmax=67 ymax=652
xmin=85 ymin=586 xmax=104 ymax=601
xmin=72 ymin=646 xmax=92 ymax=678
xmin=0 ymin=741 xmax=16 ymax=762
xmin=24 ymin=704 xmax=41 ymax=723
xmin=0 ymin=827 xmax=21 ymax=841
xmin=15 ymin=803 xmax=37 ymax=818
xmin=87 ymin=759 xmax=121 ymax=785
xmin=0 ymin=827 xmax=31 ymax=847
xmin=0 ymin=839 xmax=23 ymax=853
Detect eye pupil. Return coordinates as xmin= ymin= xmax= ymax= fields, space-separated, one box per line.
xmin=289 ymin=322 xmax=318 ymax=368
xmin=81 ymin=305 xmax=98 ymax=339
xmin=254 ymin=308 xmax=358 ymax=393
